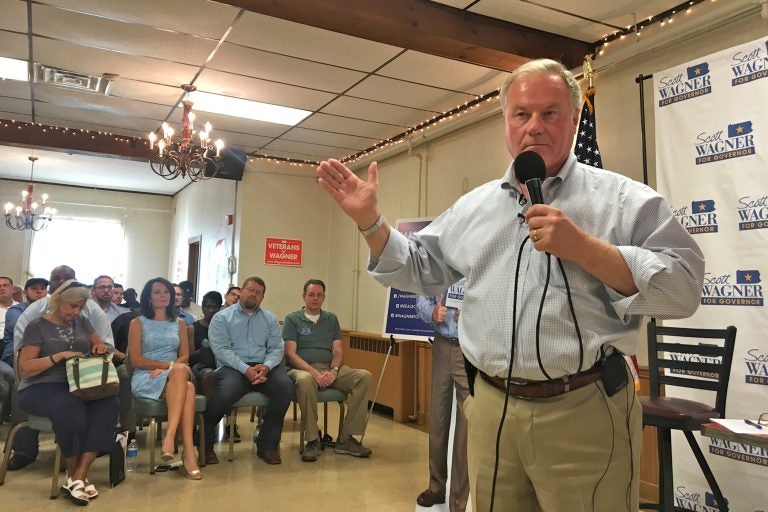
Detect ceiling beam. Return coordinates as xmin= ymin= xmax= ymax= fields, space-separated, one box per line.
xmin=216 ymin=0 xmax=594 ymax=71
xmin=0 ymin=120 xmax=147 ymax=161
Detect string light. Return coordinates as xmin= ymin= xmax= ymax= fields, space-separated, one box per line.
xmin=596 ymin=0 xmax=710 ymax=49
xmin=2 ymin=91 xmax=500 ymax=170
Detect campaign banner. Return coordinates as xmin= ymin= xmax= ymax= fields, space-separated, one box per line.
xmin=382 ymin=218 xmax=434 ymax=341
xmin=655 ymin=35 xmax=768 ymax=511
xmin=264 ymin=237 xmax=302 ymax=267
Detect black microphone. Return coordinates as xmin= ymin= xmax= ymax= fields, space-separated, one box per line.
xmin=513 ymin=151 xmax=546 ymax=205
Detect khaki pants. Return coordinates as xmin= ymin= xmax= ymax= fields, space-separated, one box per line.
xmin=428 ymin=335 xmax=470 ymax=512
xmin=463 ymin=369 xmax=641 ymax=512
xmin=288 ymin=363 xmax=372 ymax=442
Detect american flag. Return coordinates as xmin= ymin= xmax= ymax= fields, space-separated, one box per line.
xmin=574 ymin=88 xmax=602 ymax=168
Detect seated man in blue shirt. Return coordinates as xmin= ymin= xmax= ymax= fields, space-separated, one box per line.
xmin=203 ymin=276 xmax=292 ymax=465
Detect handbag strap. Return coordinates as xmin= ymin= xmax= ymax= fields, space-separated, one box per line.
xmin=71 ymin=358 xmax=80 ymax=387
xmin=101 ymin=355 xmax=109 ymax=384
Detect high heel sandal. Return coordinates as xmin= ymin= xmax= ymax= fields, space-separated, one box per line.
xmin=181 ymin=450 xmax=202 ymax=480
xmin=181 ymin=465 xmax=203 ymax=480
xmin=160 ymin=452 xmax=175 ymax=462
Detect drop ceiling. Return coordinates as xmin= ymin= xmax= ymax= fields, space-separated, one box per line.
xmin=0 ymin=0 xmax=753 ymax=195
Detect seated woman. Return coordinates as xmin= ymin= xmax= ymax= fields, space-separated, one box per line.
xmin=128 ymin=278 xmax=201 ymax=480
xmin=187 ymin=290 xmax=222 ymax=397
xmin=17 ymin=280 xmax=118 ymax=506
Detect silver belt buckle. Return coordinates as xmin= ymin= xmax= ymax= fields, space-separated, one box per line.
xmin=562 ymin=375 xmax=570 ymax=393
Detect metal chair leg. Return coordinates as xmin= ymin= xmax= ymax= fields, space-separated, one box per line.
xmin=197 ymin=413 xmax=206 ymax=468
xmin=684 ymin=431 xmax=729 ymax=512
xmin=228 ymin=409 xmax=237 ymax=462
xmin=0 ymin=421 xmax=28 ymax=485
xmin=49 ymin=446 xmax=61 ymax=499
xmin=148 ymin=417 xmax=157 ymax=475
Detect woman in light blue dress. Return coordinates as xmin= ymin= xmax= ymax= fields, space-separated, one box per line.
xmin=128 ymin=278 xmax=202 ymax=479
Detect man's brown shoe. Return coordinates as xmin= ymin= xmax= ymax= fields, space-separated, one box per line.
xmin=204 ymin=450 xmax=219 ymax=465
xmin=256 ymin=448 xmax=281 ymax=465
xmin=416 ymin=489 xmax=445 ymax=507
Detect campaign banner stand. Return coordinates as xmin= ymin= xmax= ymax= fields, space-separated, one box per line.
xmin=654 ymin=35 xmax=768 ymax=511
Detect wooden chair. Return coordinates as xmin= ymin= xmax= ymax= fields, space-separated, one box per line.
xmin=640 ymin=319 xmax=736 ymax=512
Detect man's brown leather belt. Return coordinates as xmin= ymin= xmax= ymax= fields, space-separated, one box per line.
xmin=479 ymin=365 xmax=602 ymax=399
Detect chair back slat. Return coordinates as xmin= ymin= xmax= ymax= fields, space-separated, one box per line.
xmin=656 ymin=342 xmax=724 ymax=357
xmin=657 ymin=375 xmax=720 ymax=392
xmin=657 ymin=360 xmax=724 ymax=374
xmin=646 ymin=319 xmax=737 ymax=418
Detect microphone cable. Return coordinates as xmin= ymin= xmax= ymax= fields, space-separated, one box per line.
xmin=533 ymin=256 xmax=585 ymax=379
xmin=488 ymin=233 xmax=530 ymax=512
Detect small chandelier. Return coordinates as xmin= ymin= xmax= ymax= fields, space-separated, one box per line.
xmin=4 ymin=156 xmax=56 ymax=231
xmin=148 ymin=84 xmax=225 ymax=182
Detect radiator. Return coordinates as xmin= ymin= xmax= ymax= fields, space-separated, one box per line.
xmin=342 ymin=332 xmax=415 ymax=423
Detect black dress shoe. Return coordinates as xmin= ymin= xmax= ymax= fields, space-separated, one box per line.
xmin=416 ymin=489 xmax=446 ymax=507
xmin=7 ymin=454 xmax=34 ymax=471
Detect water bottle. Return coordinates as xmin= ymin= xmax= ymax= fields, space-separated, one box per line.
xmin=126 ymin=439 xmax=138 ymax=472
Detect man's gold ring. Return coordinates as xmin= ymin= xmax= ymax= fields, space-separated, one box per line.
xmin=532 ymin=229 xmax=538 ymax=242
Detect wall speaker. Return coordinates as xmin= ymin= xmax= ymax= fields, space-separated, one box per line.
xmin=205 ymin=148 xmax=246 ymax=181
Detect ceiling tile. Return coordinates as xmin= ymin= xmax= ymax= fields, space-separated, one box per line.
xmin=40 ymin=0 xmax=240 ymax=40
xmin=32 ymin=37 xmax=200 ymax=87
xmin=377 ymin=50 xmax=506 ymax=95
xmin=108 ymin=80 xmax=184 ymax=108
xmin=0 ymin=80 xmax=32 ymax=101
xmin=0 ymin=0 xmax=27 ymax=32
xmin=280 ymin=127 xmax=379 ymax=150
xmin=346 ymin=75 xmax=473 ymax=112
xmin=32 ymin=3 xmax=217 ymax=66
xmin=261 ymin=138 xmax=351 ymax=160
xmin=297 ymin=113 xmax=403 ymax=140
xmin=34 ymin=85 xmax=172 ymax=121
xmin=320 ymin=96 xmax=426 ymax=127
xmin=194 ymin=68 xmax=336 ymax=111
xmin=0 ymin=31 xmax=28 ymax=60
xmin=227 ymin=11 xmax=404 ymax=72
xmin=208 ymin=42 xmax=367 ymax=93
xmin=0 ymin=97 xmax=32 ymax=117
xmin=209 ymin=129 xmax=273 ymax=151
xmin=166 ymin=106 xmax=290 ymax=139
xmin=34 ymin=103 xmax=160 ymax=133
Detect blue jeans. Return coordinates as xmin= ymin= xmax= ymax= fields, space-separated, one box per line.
xmin=203 ymin=365 xmax=292 ymax=451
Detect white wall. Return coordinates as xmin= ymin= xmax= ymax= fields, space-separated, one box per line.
xmin=0 ymin=179 xmax=172 ymax=288
xmin=234 ymin=160 xmax=331 ymax=321
xmin=169 ymin=176 xmax=238 ymax=301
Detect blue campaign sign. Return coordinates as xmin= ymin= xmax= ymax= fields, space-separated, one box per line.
xmin=382 ymin=218 xmax=435 ymax=341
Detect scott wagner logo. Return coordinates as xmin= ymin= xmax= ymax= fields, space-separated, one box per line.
xmin=737 ymin=194 xmax=768 ymax=231
xmin=701 ymin=270 xmax=763 ymax=306
xmin=669 ymin=346 xmax=719 ymax=379
xmin=673 ymin=200 xmax=718 ymax=234
xmin=673 ymin=487 xmax=724 ymax=511
xmin=744 ymin=348 xmax=768 ymax=386
xmin=710 ymin=435 xmax=768 ymax=467
xmin=731 ymin=40 xmax=768 ymax=86
xmin=694 ymin=121 xmax=756 ymax=165
xmin=658 ymin=62 xmax=712 ymax=106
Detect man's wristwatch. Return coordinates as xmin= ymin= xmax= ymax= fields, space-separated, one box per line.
xmin=330 ymin=366 xmax=340 ymax=373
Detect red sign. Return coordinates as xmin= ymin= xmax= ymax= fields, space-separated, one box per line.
xmin=264 ymin=237 xmax=303 ymax=267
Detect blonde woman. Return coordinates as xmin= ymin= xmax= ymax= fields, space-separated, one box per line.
xmin=128 ymin=278 xmax=201 ymax=480
xmin=18 ymin=280 xmax=117 ymax=506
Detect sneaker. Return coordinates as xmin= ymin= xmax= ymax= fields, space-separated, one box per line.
xmin=301 ymin=438 xmax=322 ymax=462
xmin=333 ymin=436 xmax=372 ymax=458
